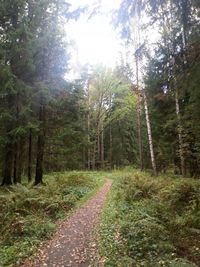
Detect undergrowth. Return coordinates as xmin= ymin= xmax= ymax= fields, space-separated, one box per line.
xmin=97 ymin=170 xmax=200 ymax=267
xmin=0 ymin=171 xmax=103 ymax=266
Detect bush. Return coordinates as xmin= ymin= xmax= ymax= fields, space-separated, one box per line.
xmin=120 ymin=201 xmax=175 ymax=259
xmin=62 ymin=186 xmax=91 ymax=199
xmin=98 ymin=170 xmax=200 ymax=267
xmin=160 ymin=180 xmax=200 ymax=213
xmin=0 ymin=171 xmax=102 ymax=266
xmin=114 ymin=173 xmax=162 ymax=204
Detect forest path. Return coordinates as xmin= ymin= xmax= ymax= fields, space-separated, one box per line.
xmin=22 ymin=179 xmax=112 ymax=267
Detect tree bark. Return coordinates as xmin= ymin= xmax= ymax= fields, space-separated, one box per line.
xmin=1 ymin=142 xmax=13 ymax=186
xmin=135 ymin=55 xmax=143 ymax=170
xmin=87 ymin=111 xmax=91 ymax=170
xmin=97 ymin=123 xmax=100 ymax=163
xmin=87 ymin=81 xmax=91 ymax=170
xmin=13 ymin=142 xmax=18 ymax=184
xmin=109 ymin=124 xmax=113 ymax=167
xmin=16 ymin=139 xmax=23 ymax=183
xmin=101 ymin=124 xmax=104 ymax=169
xmin=2 ymin=93 xmax=14 ymax=185
xmin=28 ymin=128 xmax=32 ymax=182
xmin=109 ymin=92 xmax=113 ymax=167
xmin=175 ymin=89 xmax=186 ymax=176
xmin=92 ymin=139 xmax=96 ymax=170
xmin=13 ymin=92 xmax=21 ymax=184
xmin=143 ymin=91 xmax=157 ymax=175
xmin=35 ymin=104 xmax=46 ymax=185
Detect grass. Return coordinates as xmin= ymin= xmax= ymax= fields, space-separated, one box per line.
xmin=97 ymin=169 xmax=200 ymax=267
xmin=1 ymin=169 xmax=199 ymax=267
xmin=0 ymin=171 xmax=104 ymax=267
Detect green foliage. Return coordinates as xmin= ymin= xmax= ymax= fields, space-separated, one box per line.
xmin=142 ymin=0 xmax=200 ymax=175
xmin=0 ymin=171 xmax=103 ymax=266
xmin=160 ymin=180 xmax=200 ymax=214
xmin=97 ymin=170 xmax=200 ymax=267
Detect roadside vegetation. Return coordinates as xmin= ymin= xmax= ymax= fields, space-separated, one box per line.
xmin=0 ymin=172 xmax=104 ymax=266
xmin=98 ymin=170 xmax=200 ymax=267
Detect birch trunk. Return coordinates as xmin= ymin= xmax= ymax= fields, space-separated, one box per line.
xmin=135 ymin=55 xmax=143 ymax=170
xmin=143 ymin=91 xmax=157 ymax=175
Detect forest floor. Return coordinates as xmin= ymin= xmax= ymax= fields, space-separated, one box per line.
xmin=22 ymin=179 xmax=112 ymax=267
xmin=97 ymin=169 xmax=200 ymax=267
xmin=1 ymin=169 xmax=200 ymax=267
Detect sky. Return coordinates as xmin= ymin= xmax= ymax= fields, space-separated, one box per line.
xmin=65 ymin=0 xmax=160 ymax=80
xmin=65 ymin=0 xmax=122 ymax=79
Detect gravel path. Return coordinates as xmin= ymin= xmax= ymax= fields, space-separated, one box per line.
xmin=22 ymin=179 xmax=112 ymax=267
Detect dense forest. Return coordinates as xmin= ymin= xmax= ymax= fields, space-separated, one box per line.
xmin=0 ymin=0 xmax=199 ymax=186
xmin=0 ymin=1 xmax=200 ymax=266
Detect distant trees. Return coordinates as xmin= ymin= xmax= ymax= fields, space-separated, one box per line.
xmin=84 ymin=66 xmax=137 ymax=169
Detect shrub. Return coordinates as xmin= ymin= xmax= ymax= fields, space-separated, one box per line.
xmin=114 ymin=173 xmax=163 ymax=205
xmin=160 ymin=180 xmax=200 ymax=213
xmin=98 ymin=170 xmax=200 ymax=267
xmin=0 ymin=171 xmax=102 ymax=266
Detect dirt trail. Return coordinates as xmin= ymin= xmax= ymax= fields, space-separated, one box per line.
xmin=22 ymin=179 xmax=112 ymax=267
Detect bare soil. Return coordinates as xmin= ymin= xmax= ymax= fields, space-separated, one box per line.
xmin=21 ymin=179 xmax=112 ymax=267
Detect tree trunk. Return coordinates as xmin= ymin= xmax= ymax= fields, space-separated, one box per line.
xmin=92 ymin=139 xmax=96 ymax=170
xmin=2 ymin=93 xmax=14 ymax=185
xmin=175 ymin=89 xmax=185 ymax=176
xmin=135 ymin=55 xmax=143 ymax=170
xmin=87 ymin=81 xmax=91 ymax=170
xmin=13 ymin=142 xmax=18 ymax=184
xmin=35 ymin=104 xmax=46 ymax=185
xmin=97 ymin=123 xmax=100 ymax=163
xmin=143 ymin=91 xmax=157 ymax=175
xmin=87 ymin=111 xmax=91 ymax=170
xmin=16 ymin=139 xmax=23 ymax=183
xmin=101 ymin=124 xmax=104 ymax=169
xmin=2 ymin=142 xmax=13 ymax=185
xmin=109 ymin=92 xmax=113 ymax=167
xmin=13 ymin=92 xmax=20 ymax=184
xmin=109 ymin=124 xmax=113 ymax=167
xmin=28 ymin=128 xmax=32 ymax=182
xmin=13 ymin=140 xmax=22 ymax=184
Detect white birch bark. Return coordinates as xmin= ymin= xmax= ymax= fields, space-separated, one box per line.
xmin=135 ymin=55 xmax=143 ymax=170
xmin=143 ymin=90 xmax=157 ymax=175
